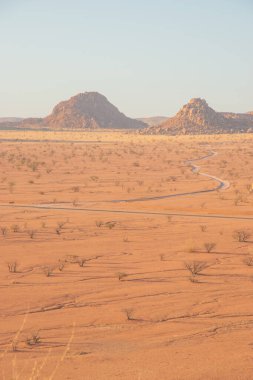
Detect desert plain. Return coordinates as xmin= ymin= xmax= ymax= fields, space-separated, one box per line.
xmin=1 ymin=130 xmax=253 ymax=379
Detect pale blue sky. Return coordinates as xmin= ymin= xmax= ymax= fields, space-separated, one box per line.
xmin=0 ymin=0 xmax=252 ymax=118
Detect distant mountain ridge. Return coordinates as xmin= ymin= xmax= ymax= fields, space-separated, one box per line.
xmin=143 ymin=98 xmax=253 ymax=135
xmin=0 ymin=117 xmax=23 ymax=123
xmin=20 ymin=92 xmax=146 ymax=130
xmin=137 ymin=116 xmax=168 ymax=127
xmin=0 ymin=117 xmax=25 ymax=129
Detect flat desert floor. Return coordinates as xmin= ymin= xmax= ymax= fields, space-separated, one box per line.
xmin=1 ymin=130 xmax=253 ymax=380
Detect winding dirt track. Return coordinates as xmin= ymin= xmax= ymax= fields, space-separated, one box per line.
xmin=103 ymin=150 xmax=230 ymax=203
xmin=1 ymin=204 xmax=253 ymax=221
xmin=2 ymin=149 xmax=252 ymax=221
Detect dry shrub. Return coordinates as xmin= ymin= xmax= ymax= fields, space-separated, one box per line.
xmin=233 ymin=230 xmax=251 ymax=242
xmin=185 ymin=261 xmax=209 ymax=276
xmin=7 ymin=261 xmax=18 ymax=273
xmin=26 ymin=331 xmax=41 ymax=346
xmin=42 ymin=266 xmax=54 ymax=277
xmin=117 ymin=272 xmax=127 ymax=281
xmin=78 ymin=258 xmax=86 ymax=267
xmin=123 ymin=308 xmax=134 ymax=320
xmin=243 ymin=257 xmax=253 ymax=266
xmin=204 ymin=242 xmax=216 ymax=253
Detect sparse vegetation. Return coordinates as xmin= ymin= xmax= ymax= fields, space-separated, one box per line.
xmin=117 ymin=272 xmax=127 ymax=281
xmin=204 ymin=242 xmax=216 ymax=253
xmin=185 ymin=261 xmax=209 ymax=276
xmin=7 ymin=261 xmax=18 ymax=273
xmin=78 ymin=258 xmax=86 ymax=267
xmin=200 ymin=224 xmax=207 ymax=232
xmin=233 ymin=230 xmax=251 ymax=242
xmin=26 ymin=331 xmax=41 ymax=346
xmin=243 ymin=257 xmax=253 ymax=266
xmin=2 ymin=130 xmax=253 ymax=379
xmin=123 ymin=308 xmax=134 ymax=321
xmin=1 ymin=227 xmax=8 ymax=236
xmin=42 ymin=266 xmax=54 ymax=277
xmin=27 ymin=229 xmax=36 ymax=239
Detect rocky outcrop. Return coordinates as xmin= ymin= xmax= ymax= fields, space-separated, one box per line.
xmin=21 ymin=92 xmax=146 ymax=130
xmin=143 ymin=98 xmax=253 ymax=135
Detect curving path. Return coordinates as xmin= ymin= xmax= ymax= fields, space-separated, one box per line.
xmin=1 ymin=203 xmax=253 ymax=221
xmin=3 ymin=149 xmax=251 ymax=221
xmin=104 ymin=150 xmax=230 ymax=203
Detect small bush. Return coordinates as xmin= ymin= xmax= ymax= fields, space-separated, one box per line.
xmin=72 ymin=186 xmax=80 ymax=192
xmin=243 ymin=257 xmax=253 ymax=266
xmin=78 ymin=258 xmax=86 ymax=267
xmin=58 ymin=261 xmax=65 ymax=271
xmin=233 ymin=230 xmax=251 ymax=242
xmin=43 ymin=266 xmax=54 ymax=277
xmin=117 ymin=272 xmax=127 ymax=281
xmin=7 ymin=262 xmax=18 ymax=273
xmin=27 ymin=230 xmax=36 ymax=239
xmin=200 ymin=225 xmax=207 ymax=232
xmin=11 ymin=224 xmax=20 ymax=233
xmin=105 ymin=221 xmax=116 ymax=229
xmin=123 ymin=308 xmax=134 ymax=320
xmin=204 ymin=242 xmax=216 ymax=253
xmin=185 ymin=261 xmax=209 ymax=276
xmin=57 ymin=221 xmax=66 ymax=229
xmin=12 ymin=340 xmax=18 ymax=352
xmin=26 ymin=331 xmax=41 ymax=346
xmin=1 ymin=227 xmax=8 ymax=236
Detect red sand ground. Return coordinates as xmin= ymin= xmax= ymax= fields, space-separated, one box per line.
xmin=1 ymin=130 xmax=253 ymax=379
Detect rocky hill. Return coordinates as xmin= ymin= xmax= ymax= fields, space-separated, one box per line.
xmin=20 ymin=92 xmax=146 ymax=130
xmin=143 ymin=98 xmax=253 ymax=135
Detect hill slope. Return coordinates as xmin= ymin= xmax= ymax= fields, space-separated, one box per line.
xmin=21 ymin=92 xmax=146 ymax=130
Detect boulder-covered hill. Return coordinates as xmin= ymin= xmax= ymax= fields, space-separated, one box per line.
xmin=142 ymin=98 xmax=253 ymax=135
xmin=20 ymin=92 xmax=146 ymax=130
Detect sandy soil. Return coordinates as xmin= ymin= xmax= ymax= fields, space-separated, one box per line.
xmin=1 ymin=130 xmax=253 ymax=379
